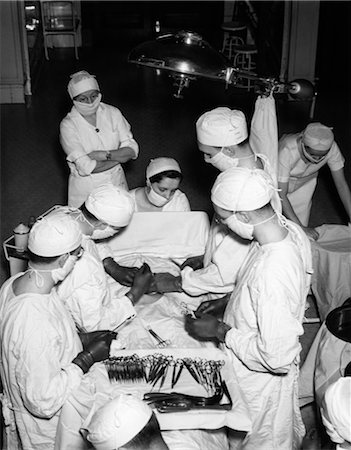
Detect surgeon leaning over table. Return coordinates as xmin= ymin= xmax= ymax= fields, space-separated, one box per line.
xmin=0 ymin=215 xmax=116 ymax=450
xmin=165 ymin=101 xmax=281 ymax=297
xmin=60 ymin=70 xmax=139 ymax=207
xmin=186 ymin=167 xmax=312 ymax=449
xmin=278 ymin=122 xmax=351 ymax=240
xmin=49 ymin=183 xmax=153 ymax=332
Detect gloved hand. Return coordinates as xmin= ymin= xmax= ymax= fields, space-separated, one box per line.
xmin=126 ymin=263 xmax=154 ymax=305
xmin=79 ymin=330 xmax=117 ymax=350
xmin=180 ymin=255 xmax=204 ymax=271
xmin=72 ymin=331 xmax=116 ymax=373
xmin=150 ymin=272 xmax=182 ymax=293
xmin=103 ymin=257 xmax=138 ymax=286
xmin=195 ymin=295 xmax=230 ymax=318
xmin=185 ymin=314 xmax=231 ymax=343
xmin=303 ymin=226 xmax=319 ymax=241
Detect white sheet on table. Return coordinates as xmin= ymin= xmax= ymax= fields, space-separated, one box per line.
xmin=106 ymin=211 xmax=210 ymax=260
xmin=311 ymin=224 xmax=351 ymax=322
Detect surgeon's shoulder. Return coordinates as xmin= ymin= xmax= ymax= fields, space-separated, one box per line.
xmin=278 ymin=133 xmax=299 ymax=152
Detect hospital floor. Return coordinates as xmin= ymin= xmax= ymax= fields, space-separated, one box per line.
xmin=1 ymin=37 xmax=349 ymax=448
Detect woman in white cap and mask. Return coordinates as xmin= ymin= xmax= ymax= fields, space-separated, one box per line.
xmin=186 ymin=167 xmax=313 ymax=450
xmin=83 ymin=394 xmax=169 ymax=450
xmin=278 ymin=122 xmax=351 ymax=240
xmin=0 ymin=215 xmax=116 ymax=449
xmin=49 ymin=183 xmax=153 ymax=332
xmin=60 ymin=70 xmax=139 ymax=208
xmin=129 ymin=157 xmax=190 ymax=212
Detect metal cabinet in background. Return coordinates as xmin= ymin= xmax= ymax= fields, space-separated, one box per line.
xmin=40 ymin=0 xmax=81 ymax=59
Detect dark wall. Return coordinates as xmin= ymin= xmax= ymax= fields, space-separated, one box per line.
xmin=81 ymin=1 xmax=224 ymax=49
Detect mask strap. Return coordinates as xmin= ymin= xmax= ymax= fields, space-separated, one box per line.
xmin=79 ymin=211 xmax=96 ymax=230
xmin=253 ymin=213 xmax=276 ymax=227
xmin=276 ymin=211 xmax=290 ymax=231
xmin=27 ymin=262 xmax=50 ymax=288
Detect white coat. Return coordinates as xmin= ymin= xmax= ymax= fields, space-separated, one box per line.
xmin=57 ymin=234 xmax=136 ymax=332
xmin=278 ymin=134 xmax=344 ymax=226
xmin=0 ymin=274 xmax=83 ymax=450
xmin=60 ymin=102 xmax=139 ymax=207
xmin=223 ymin=220 xmax=312 ymax=449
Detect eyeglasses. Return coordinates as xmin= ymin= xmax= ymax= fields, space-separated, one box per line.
xmin=70 ymin=246 xmax=84 ymax=258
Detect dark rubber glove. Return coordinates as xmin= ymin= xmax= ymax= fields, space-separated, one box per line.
xmin=151 ymin=272 xmax=182 ymax=293
xmin=180 ymin=255 xmax=204 ymax=271
xmin=72 ymin=331 xmax=116 ymax=373
xmin=79 ymin=330 xmax=117 ymax=350
xmin=103 ymin=257 xmax=138 ymax=286
xmin=195 ymin=294 xmax=230 ymax=318
xmin=126 ymin=263 xmax=153 ymax=305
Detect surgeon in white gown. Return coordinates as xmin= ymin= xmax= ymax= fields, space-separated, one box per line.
xmin=0 ymin=215 xmax=115 ymax=450
xmin=186 ymin=167 xmax=312 ymax=449
xmin=179 ymin=96 xmax=281 ymax=297
xmin=60 ymin=70 xmax=139 ymax=207
xmin=50 ymin=184 xmax=153 ymax=332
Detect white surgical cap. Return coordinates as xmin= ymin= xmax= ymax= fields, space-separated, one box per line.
xmin=211 ymin=167 xmax=276 ymax=212
xmin=196 ymin=107 xmax=248 ymax=147
xmin=146 ymin=157 xmax=181 ymax=180
xmin=323 ymin=377 xmax=351 ymax=443
xmin=67 ymin=70 xmax=100 ymax=99
xmin=28 ymin=215 xmax=82 ymax=257
xmin=303 ymin=122 xmax=334 ymax=151
xmin=85 ymin=184 xmax=135 ymax=227
xmin=85 ymin=394 xmax=153 ymax=450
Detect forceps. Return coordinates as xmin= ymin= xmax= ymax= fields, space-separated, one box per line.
xmin=146 ymin=326 xmax=171 ymax=348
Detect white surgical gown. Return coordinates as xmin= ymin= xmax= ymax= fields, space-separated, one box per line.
xmin=0 ymin=274 xmax=84 ymax=450
xmin=57 ymin=234 xmax=136 ymax=332
xmin=181 ymin=150 xmax=280 ymax=298
xmin=278 ymin=134 xmax=344 ymax=225
xmin=223 ymin=220 xmax=312 ymax=449
xmin=129 ymin=188 xmax=191 ymax=212
xmin=181 ymin=220 xmax=250 ymax=297
xmin=60 ymin=102 xmax=139 ymax=207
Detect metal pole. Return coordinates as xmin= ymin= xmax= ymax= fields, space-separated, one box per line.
xmin=280 ymin=0 xmax=292 ymax=83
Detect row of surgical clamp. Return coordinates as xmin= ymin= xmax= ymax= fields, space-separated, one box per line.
xmin=104 ymin=353 xmax=225 ymax=395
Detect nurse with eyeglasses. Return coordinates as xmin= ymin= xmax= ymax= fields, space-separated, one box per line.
xmin=278 ymin=122 xmax=351 ymax=240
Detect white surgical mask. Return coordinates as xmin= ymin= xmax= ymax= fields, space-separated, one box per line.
xmin=224 ymin=213 xmax=276 ymax=240
xmin=52 ymin=255 xmax=78 ymax=282
xmin=205 ymin=148 xmax=255 ymax=172
xmin=73 ymin=93 xmax=102 ymax=116
xmin=224 ymin=215 xmax=254 ymax=240
xmin=28 ymin=254 xmax=78 ymax=287
xmin=146 ymin=185 xmax=170 ymax=207
xmin=91 ymin=225 xmax=118 ymax=240
xmin=205 ymin=150 xmax=239 ymax=172
xmin=301 ymin=142 xmax=327 ymax=164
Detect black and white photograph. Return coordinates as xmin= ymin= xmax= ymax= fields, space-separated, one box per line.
xmin=0 ymin=1 xmax=350 ymax=449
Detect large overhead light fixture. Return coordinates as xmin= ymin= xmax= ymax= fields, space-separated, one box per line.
xmin=129 ymin=30 xmax=315 ymax=100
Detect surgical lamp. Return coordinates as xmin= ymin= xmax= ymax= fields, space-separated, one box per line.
xmin=128 ymin=30 xmax=315 ymax=100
